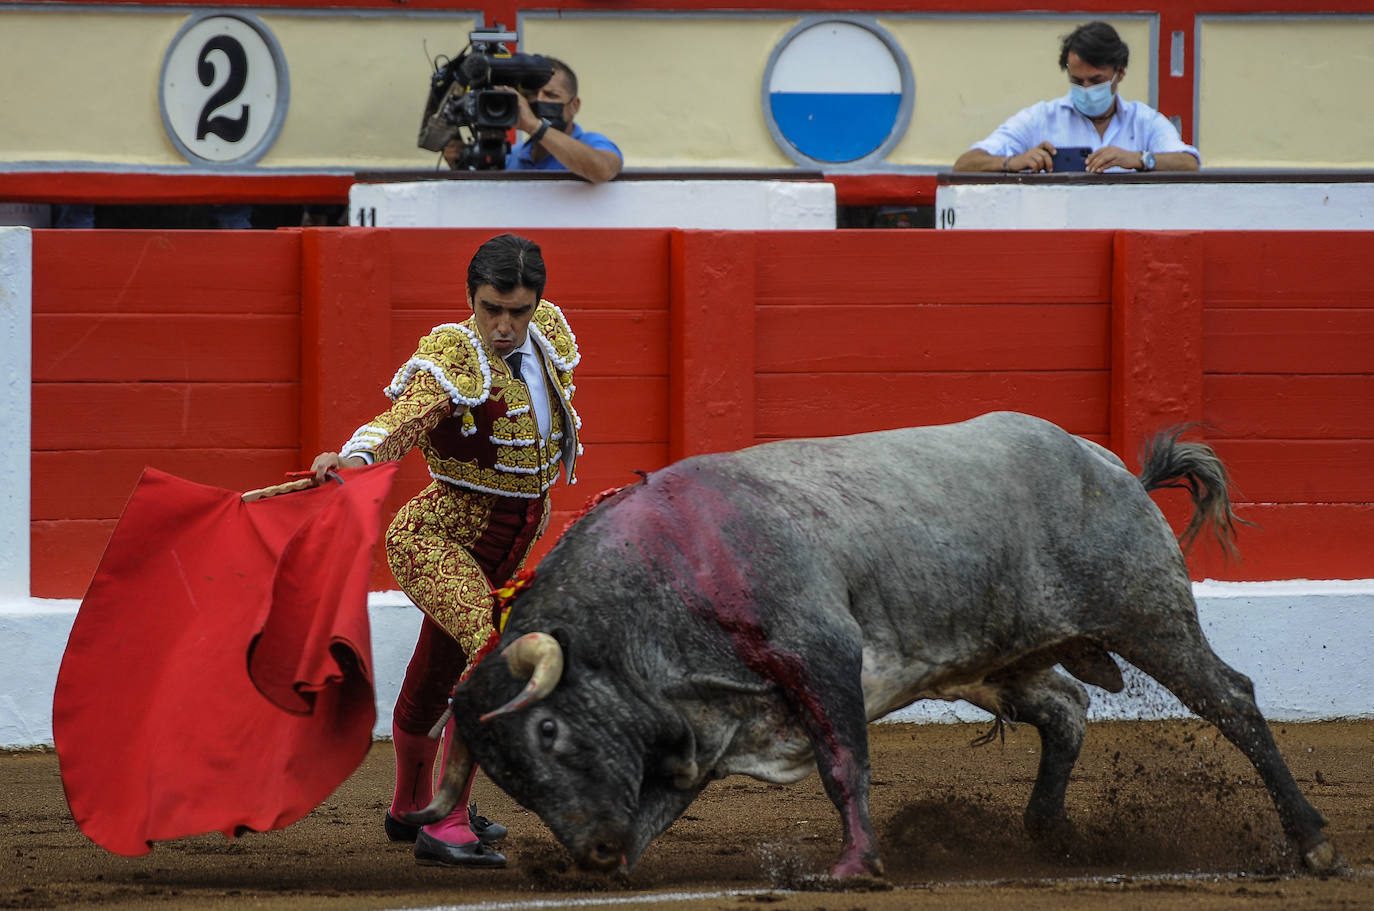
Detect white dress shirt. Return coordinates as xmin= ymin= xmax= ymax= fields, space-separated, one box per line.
xmin=509 ymin=335 xmax=552 ymax=441
xmin=970 ymin=93 xmax=1201 ymax=171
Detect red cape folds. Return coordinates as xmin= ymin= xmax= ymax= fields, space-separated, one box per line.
xmin=53 ymin=462 xmax=399 ymax=856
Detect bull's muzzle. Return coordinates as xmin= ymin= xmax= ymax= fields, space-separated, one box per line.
xmin=578 ymin=830 xmax=630 ymax=873
xmin=480 ymin=632 xmax=565 ymax=721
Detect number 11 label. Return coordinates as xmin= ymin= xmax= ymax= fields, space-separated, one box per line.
xmin=160 ymin=14 xmax=289 ymax=165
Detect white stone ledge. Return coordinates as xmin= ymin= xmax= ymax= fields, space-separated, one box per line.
xmin=3 ymin=582 xmax=1372 ymax=749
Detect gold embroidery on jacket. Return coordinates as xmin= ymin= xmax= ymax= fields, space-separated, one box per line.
xmin=340 ymin=301 xmax=578 ymax=645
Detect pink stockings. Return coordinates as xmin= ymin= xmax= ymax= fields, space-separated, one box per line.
xmin=390 ymin=618 xmax=480 ymax=845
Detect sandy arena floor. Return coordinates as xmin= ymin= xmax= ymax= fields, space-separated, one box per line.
xmin=3 ymin=720 xmax=1371 ymax=911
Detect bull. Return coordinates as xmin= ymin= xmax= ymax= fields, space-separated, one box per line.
xmin=408 ymin=411 xmax=1338 ymax=878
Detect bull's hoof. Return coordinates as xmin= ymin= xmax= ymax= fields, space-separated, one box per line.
xmin=1302 ymin=838 xmax=1344 ymax=874
xmin=828 ymin=854 xmax=885 ymax=880
xmin=1025 ymin=813 xmax=1077 ymax=860
xmin=803 ymin=872 xmax=890 ymax=892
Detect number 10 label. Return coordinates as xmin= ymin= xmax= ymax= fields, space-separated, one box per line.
xmin=160 ymin=14 xmax=289 ymax=165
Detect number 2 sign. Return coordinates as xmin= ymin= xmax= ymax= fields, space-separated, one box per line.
xmin=160 ymin=14 xmax=289 ymax=165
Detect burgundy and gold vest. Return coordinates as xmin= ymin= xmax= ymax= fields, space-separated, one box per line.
xmin=342 ymin=300 xmax=581 ymax=498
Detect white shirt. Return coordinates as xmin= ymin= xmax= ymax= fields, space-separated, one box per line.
xmin=509 ymin=335 xmax=552 ymax=442
xmin=971 ymin=93 xmax=1201 ymax=171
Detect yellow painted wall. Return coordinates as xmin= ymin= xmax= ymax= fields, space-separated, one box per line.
xmin=523 ymin=14 xmax=1154 ymax=170
xmin=1 ymin=12 xmax=182 ymax=162
xmin=258 ymin=13 xmax=478 ymax=168
xmin=4 ymin=9 xmax=1371 ymax=173
xmin=1199 ymin=17 xmax=1374 ymax=168
xmin=521 ymin=15 xmax=801 ymax=168
xmin=0 ymin=8 xmax=475 ymax=168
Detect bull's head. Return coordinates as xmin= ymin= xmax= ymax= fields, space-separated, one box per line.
xmin=405 ymin=625 xmax=703 ymax=875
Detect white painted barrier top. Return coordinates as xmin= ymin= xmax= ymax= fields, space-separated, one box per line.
xmin=935 ymin=170 xmax=1374 ymax=230
xmin=349 ymin=172 xmax=837 ymax=230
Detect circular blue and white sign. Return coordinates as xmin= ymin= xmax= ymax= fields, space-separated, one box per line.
xmin=763 ymin=18 xmax=912 ymax=166
xmin=160 ymin=13 xmax=290 ymax=166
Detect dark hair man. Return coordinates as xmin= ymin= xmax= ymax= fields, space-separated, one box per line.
xmin=953 ymin=21 xmax=1200 ymax=174
xmin=310 ymin=233 xmax=582 ymax=868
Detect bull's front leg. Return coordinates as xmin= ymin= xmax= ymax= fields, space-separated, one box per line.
xmin=810 ymin=730 xmax=883 ymax=878
xmin=779 ymin=655 xmax=883 ymax=878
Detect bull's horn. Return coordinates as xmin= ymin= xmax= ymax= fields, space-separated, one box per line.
xmin=401 ymin=728 xmax=472 ymax=826
xmin=479 ymin=632 xmax=564 ymax=722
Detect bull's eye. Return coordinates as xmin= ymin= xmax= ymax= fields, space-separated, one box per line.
xmin=539 ymin=718 xmax=557 ymax=744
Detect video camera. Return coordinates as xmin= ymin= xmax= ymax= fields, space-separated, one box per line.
xmin=417 ymin=27 xmax=553 ymax=170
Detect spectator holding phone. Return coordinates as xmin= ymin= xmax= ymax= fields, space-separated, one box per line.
xmin=953 ymin=21 xmax=1199 ymax=174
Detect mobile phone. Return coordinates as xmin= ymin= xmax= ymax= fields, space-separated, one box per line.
xmin=1050 ymin=146 xmax=1091 ymax=172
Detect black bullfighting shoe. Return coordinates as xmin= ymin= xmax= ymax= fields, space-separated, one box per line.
xmin=414 ymin=829 xmax=508 ymax=868
xmin=468 ymin=803 xmax=508 ymax=843
xmin=384 ymin=812 xmax=419 ymax=843
xmin=387 ymin=804 xmax=506 ymax=844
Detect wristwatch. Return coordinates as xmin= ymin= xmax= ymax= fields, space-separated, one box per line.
xmin=529 ymin=119 xmax=551 ymax=145
xmin=1140 ymin=150 xmax=1156 ymax=171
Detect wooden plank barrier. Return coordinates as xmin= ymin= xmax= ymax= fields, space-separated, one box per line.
xmin=30 ymin=230 xmax=303 ymax=596
xmin=27 ymin=227 xmax=1374 ymax=598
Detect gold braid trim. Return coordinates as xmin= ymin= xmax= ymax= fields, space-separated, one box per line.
xmin=341 ymin=372 xmax=453 ymax=464
xmin=531 ymin=300 xmax=578 ymax=403
xmin=385 ymin=323 xmax=491 ymax=408
xmin=384 ymin=482 xmax=498 ymax=653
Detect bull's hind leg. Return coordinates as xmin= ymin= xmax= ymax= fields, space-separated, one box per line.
xmin=1113 ymin=619 xmax=1338 ymax=871
xmin=991 ymin=667 xmax=1090 ymax=841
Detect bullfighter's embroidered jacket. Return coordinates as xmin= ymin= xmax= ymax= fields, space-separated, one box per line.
xmin=341 ymin=299 xmax=581 ymax=495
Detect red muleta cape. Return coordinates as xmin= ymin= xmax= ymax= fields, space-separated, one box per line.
xmin=53 ymin=462 xmax=399 ymax=856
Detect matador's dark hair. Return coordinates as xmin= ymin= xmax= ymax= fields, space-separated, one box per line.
xmin=467 ymin=233 xmax=547 ymax=301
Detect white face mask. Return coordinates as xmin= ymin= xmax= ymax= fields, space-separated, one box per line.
xmin=1070 ymin=79 xmax=1116 ymax=117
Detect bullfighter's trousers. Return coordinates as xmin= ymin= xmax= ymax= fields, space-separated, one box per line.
xmin=390 ymin=490 xmax=545 ymax=736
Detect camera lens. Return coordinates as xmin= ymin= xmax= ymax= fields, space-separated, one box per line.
xmin=473 ymin=91 xmax=519 ymax=128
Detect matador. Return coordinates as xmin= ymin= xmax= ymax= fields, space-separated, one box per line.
xmin=310 ymin=234 xmax=581 ymax=867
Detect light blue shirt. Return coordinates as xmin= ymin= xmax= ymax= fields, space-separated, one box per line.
xmin=505 ymin=123 xmax=623 ymax=172
xmin=971 ymin=93 xmax=1200 ymax=171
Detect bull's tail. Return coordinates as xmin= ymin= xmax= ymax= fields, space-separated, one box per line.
xmin=1137 ymin=426 xmax=1252 ymax=560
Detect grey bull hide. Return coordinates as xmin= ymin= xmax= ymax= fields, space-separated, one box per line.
xmin=410 ymin=411 xmax=1339 ymax=879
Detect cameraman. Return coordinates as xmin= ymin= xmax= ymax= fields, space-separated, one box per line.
xmin=476 ymin=57 xmax=621 ymax=183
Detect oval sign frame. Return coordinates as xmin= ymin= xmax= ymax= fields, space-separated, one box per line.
xmin=762 ymin=15 xmax=914 ymax=169
xmin=159 ymin=12 xmax=291 ymax=167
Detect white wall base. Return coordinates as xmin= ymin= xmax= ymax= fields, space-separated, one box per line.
xmin=934 ymin=180 xmax=1374 ymax=231
xmin=4 ymin=581 xmax=1371 ymax=749
xmin=348 ymin=178 xmax=837 ymax=230
xmin=0 ymin=228 xmax=32 ymax=604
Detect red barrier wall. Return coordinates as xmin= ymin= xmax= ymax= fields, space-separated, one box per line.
xmin=31 ymin=231 xmax=304 ymax=596
xmin=29 ymin=228 xmax=1374 ymax=597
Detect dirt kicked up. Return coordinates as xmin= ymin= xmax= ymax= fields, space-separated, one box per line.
xmin=3 ymin=720 xmax=1371 ymax=911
